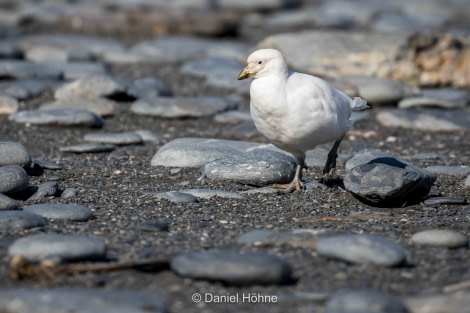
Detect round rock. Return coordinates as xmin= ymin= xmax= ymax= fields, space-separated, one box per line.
xmin=8 ymin=234 xmax=107 ymax=262
xmin=28 ymin=182 xmax=59 ymax=201
xmin=411 ymin=229 xmax=468 ymax=248
xmin=0 ymin=96 xmax=19 ymax=114
xmin=22 ymin=203 xmax=94 ymax=221
xmin=204 ymin=150 xmax=296 ymax=187
xmin=54 ymin=75 xmax=130 ymax=100
xmin=9 ymin=108 xmax=103 ymax=128
xmin=60 ymin=142 xmax=115 ymax=153
xmin=61 ymin=188 xmax=78 ymax=199
xmin=0 ymin=193 xmax=18 ymax=210
xmin=0 ymin=165 xmax=30 ymax=194
xmin=83 ymin=132 xmax=143 ymax=145
xmin=0 ymin=210 xmax=46 ymax=232
xmin=39 ymin=97 xmax=116 ymax=117
xmin=316 ymin=234 xmax=407 ymax=266
xmin=171 ymin=250 xmax=292 ymax=285
xmin=154 ymin=191 xmax=198 ymax=203
xmin=324 ymin=290 xmax=410 ymax=313
xmin=0 ymin=140 xmax=31 ymax=167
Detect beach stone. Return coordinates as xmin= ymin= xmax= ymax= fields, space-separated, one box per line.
xmin=214 ymin=109 xmax=252 ymax=124
xmin=22 ymin=203 xmax=93 ymax=221
xmin=325 ymin=290 xmax=410 ymax=313
xmin=61 ymin=188 xmax=78 ymax=199
xmin=222 ymin=120 xmax=259 ymax=140
xmin=0 ymin=288 xmax=167 ymax=313
xmin=28 ymin=182 xmax=58 ymax=201
xmin=420 ymin=88 xmax=469 ymax=106
xmin=58 ymin=62 xmax=107 ymax=81
xmin=377 ymin=109 xmax=470 ymax=131
xmin=0 ymin=210 xmax=46 ymax=232
xmin=8 ymin=234 xmax=107 ymax=262
xmin=0 ymin=60 xmax=61 ymax=79
xmin=10 ymin=108 xmax=103 ymax=128
xmin=179 ymin=189 xmax=244 ymax=200
xmin=0 ymin=95 xmax=19 ymax=114
xmin=344 ymin=150 xmax=436 ymax=206
xmin=218 ymin=0 xmax=301 ymax=11
xmin=33 ymin=160 xmax=62 ymax=170
xmin=0 ymin=193 xmax=18 ymax=210
xmin=402 ymin=153 xmax=448 ymax=162
xmin=54 ymin=75 xmax=132 ymax=101
xmin=237 ymin=229 xmax=333 ymax=249
xmin=0 ymin=42 xmax=22 ymax=58
xmin=39 ymin=97 xmax=116 ymax=117
xmin=137 ymin=220 xmax=169 ymax=232
xmin=0 ymin=140 xmax=31 ymax=167
xmin=398 ymin=97 xmax=465 ymax=109
xmin=0 ymin=79 xmax=59 ymax=100
xmin=372 ymin=11 xmax=437 ymax=33
xmin=411 ymin=229 xmax=468 ymax=248
xmin=406 ymin=290 xmax=470 ymax=313
xmin=423 ymin=197 xmax=468 ymax=207
xmin=131 ymin=96 xmax=234 ymax=118
xmin=316 ymin=234 xmax=407 ymax=266
xmin=60 ymin=142 xmax=115 ymax=153
xmin=171 ymin=250 xmax=292 ymax=285
xmin=305 ymin=148 xmax=350 ymax=169
xmin=153 ymin=191 xmax=198 ymax=203
xmin=466 ymin=175 xmax=470 ymax=188
xmin=0 ymin=165 xmax=29 ymax=194
xmin=133 ymin=130 xmax=162 ymax=144
xmin=25 ymin=45 xmax=69 ymax=63
xmin=425 ymin=165 xmax=470 ymax=177
xmin=128 ymin=77 xmax=172 ymax=100
xmin=204 ymin=150 xmax=296 ymax=187
xmin=83 ymin=132 xmax=143 ymax=146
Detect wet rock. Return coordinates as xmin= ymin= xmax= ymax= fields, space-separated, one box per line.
xmin=325 ymin=290 xmax=410 ymax=313
xmin=0 ymin=210 xmax=46 ymax=232
xmin=0 ymin=193 xmax=18 ymax=210
xmin=0 ymin=140 xmax=31 ymax=167
xmin=8 ymin=234 xmax=107 ymax=262
xmin=128 ymin=77 xmax=172 ymax=99
xmin=131 ymin=96 xmax=234 ymax=118
xmin=60 ymin=142 xmax=115 ymax=153
xmin=153 ymin=191 xmax=198 ymax=203
xmin=425 ymin=165 xmax=470 ymax=177
xmin=61 ymin=188 xmax=78 ymax=199
xmin=171 ymin=250 xmax=292 ymax=285
xmin=204 ymin=150 xmax=296 ymax=187
xmin=179 ymin=189 xmax=244 ymax=200
xmin=39 ymin=97 xmax=116 ymax=117
xmin=411 ymin=229 xmax=468 ymax=248
xmin=0 ymin=60 xmax=61 ymax=79
xmin=22 ymin=203 xmax=93 ymax=221
xmin=83 ymin=132 xmax=143 ymax=146
xmin=378 ymin=109 xmax=470 ymax=131
xmin=0 ymin=165 xmax=29 ymax=194
xmin=0 ymin=79 xmax=59 ymax=100
xmin=423 ymin=197 xmax=468 ymax=207
xmin=0 ymin=95 xmax=19 ymax=114
xmin=10 ymin=108 xmax=103 ymax=128
xmin=54 ymin=75 xmax=132 ymax=101
xmin=316 ymin=234 xmax=407 ymax=266
xmin=28 ymin=182 xmax=58 ymax=201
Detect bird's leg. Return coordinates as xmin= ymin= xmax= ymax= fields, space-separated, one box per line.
xmin=322 ymin=136 xmax=344 ymax=184
xmin=273 ymin=164 xmax=304 ymax=193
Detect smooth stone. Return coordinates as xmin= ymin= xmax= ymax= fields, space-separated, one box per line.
xmin=218 ymin=0 xmax=301 ymax=11
xmin=402 ymin=153 xmax=448 ymax=162
xmin=179 ymin=189 xmax=244 ymax=200
xmin=133 ymin=130 xmax=162 ymax=144
xmin=0 ymin=210 xmax=46 ymax=232
xmin=34 ymin=160 xmax=62 ymax=170
xmin=0 ymin=288 xmax=167 ymax=313
xmin=316 ymin=234 xmax=407 ymax=266
xmin=214 ymin=109 xmax=252 ymax=124
xmin=153 ymin=191 xmax=198 ymax=203
xmin=39 ymin=97 xmax=116 ymax=117
xmin=9 ymin=108 xmax=103 ymax=128
xmin=22 ymin=203 xmax=93 ymax=221
xmin=240 ymin=186 xmax=279 ymax=194
xmin=61 ymin=188 xmax=78 ymax=199
xmin=421 ymin=88 xmax=469 ymax=106
xmin=0 ymin=140 xmax=31 ymax=167
xmin=423 ymin=197 xmax=468 ymax=207
xmin=237 ymin=229 xmax=327 ymax=249
xmin=324 ymin=290 xmax=410 ymax=313
xmin=411 ymin=229 xmax=468 ymax=248
xmin=344 ymin=150 xmax=436 ymax=206
xmin=305 ymin=148 xmax=350 ymax=168
xmin=406 ymin=290 xmax=470 ymax=313
xmin=0 ymin=79 xmax=59 ymax=100
xmin=377 ymin=109 xmax=470 ymax=131
xmin=425 ymin=165 xmax=470 ymax=177
xmin=372 ymin=11 xmax=437 ymax=33
xmin=54 ymin=75 xmax=131 ymax=101
xmin=0 ymin=193 xmax=18 ymax=210
xmin=8 ymin=234 xmax=107 ymax=262
xmin=466 ymin=175 xmax=470 ymax=188
xmin=0 ymin=42 xmax=22 ymax=58
xmin=137 ymin=220 xmax=169 ymax=232
xmin=25 ymin=45 xmax=68 ymax=63
xmin=58 ymin=62 xmax=107 ymax=81
xmin=60 ymin=142 xmax=115 ymax=153
xmin=0 ymin=60 xmax=61 ymax=79
xmin=222 ymin=120 xmax=259 ymax=140
xmin=204 ymin=150 xmax=296 ymax=187
xmin=151 ymin=137 xmax=278 ymax=168
xmin=131 ymin=96 xmax=234 ymax=118
xmin=171 ymin=250 xmax=293 ymax=285
xmin=28 ymin=182 xmax=58 ymax=201
xmin=0 ymin=95 xmax=19 ymax=114
xmin=0 ymin=165 xmax=29 ymax=194
xmin=128 ymin=77 xmax=172 ymax=99
xmin=83 ymin=132 xmax=143 ymax=146
xmin=398 ymin=97 xmax=465 ymax=109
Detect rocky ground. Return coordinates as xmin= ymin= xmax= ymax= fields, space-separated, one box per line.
xmin=0 ymin=1 xmax=470 ymax=313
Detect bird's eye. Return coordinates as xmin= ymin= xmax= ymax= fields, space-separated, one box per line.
xmin=258 ymin=61 xmax=262 ymax=64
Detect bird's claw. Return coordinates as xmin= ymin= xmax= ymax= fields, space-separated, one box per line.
xmin=273 ymin=180 xmax=304 ymax=194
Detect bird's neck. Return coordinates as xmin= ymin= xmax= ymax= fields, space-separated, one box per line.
xmin=250 ymin=75 xmax=287 ymax=109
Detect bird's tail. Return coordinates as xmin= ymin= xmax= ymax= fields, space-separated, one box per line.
xmin=351 ymin=97 xmax=369 ymax=111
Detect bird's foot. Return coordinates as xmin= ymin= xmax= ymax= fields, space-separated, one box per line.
xmin=321 ymin=168 xmax=337 ymax=186
xmin=273 ymin=180 xmax=304 ymax=194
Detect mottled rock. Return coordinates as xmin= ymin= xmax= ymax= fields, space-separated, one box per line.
xmin=8 ymin=234 xmax=106 ymax=262
xmin=0 ymin=60 xmax=61 ymax=79
xmin=83 ymin=132 xmax=143 ymax=146
xmin=54 ymin=75 xmax=132 ymax=101
xmin=60 ymin=142 xmax=115 ymax=153
xmin=0 ymin=140 xmax=31 ymax=167
xmin=28 ymin=182 xmax=58 ymax=201
xmin=0 ymin=193 xmax=18 ymax=210
xmin=171 ymin=250 xmax=292 ymax=285
xmin=325 ymin=290 xmax=410 ymax=313
xmin=39 ymin=97 xmax=116 ymax=117
xmin=411 ymin=229 xmax=468 ymax=248
xmin=0 ymin=165 xmax=29 ymax=194
xmin=0 ymin=95 xmax=19 ymax=114
xmin=22 ymin=203 xmax=93 ymax=221
xmin=153 ymin=191 xmax=198 ymax=203
xmin=425 ymin=165 xmax=470 ymax=177
xmin=10 ymin=108 xmax=103 ymax=128
xmin=0 ymin=210 xmax=46 ymax=232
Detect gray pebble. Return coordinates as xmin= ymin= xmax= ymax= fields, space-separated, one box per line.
xmin=0 ymin=165 xmax=29 ymax=194
xmin=40 ymin=97 xmax=116 ymax=117
xmin=240 ymin=186 xmax=279 ymax=194
xmin=60 ymin=62 xmax=107 ymax=81
xmin=421 ymin=88 xmax=469 ymax=106
xmin=25 ymin=45 xmax=68 ymax=63
xmin=22 ymin=203 xmax=93 ymax=221
xmin=425 ymin=165 xmax=470 ymax=177
xmin=0 ymin=79 xmax=59 ymax=100
xmin=465 ymin=175 xmax=470 ymax=188
xmin=0 ymin=210 xmax=46 ymax=232
xmin=137 ymin=220 xmax=169 ymax=232
xmin=316 ymin=234 xmax=407 ymax=266
xmin=34 ymin=160 xmax=62 ymax=170
xmin=9 ymin=108 xmax=103 ymax=128
xmin=423 ymin=197 xmax=468 ymax=207
xmin=154 ymin=191 xmax=198 ymax=203
xmin=60 ymin=142 xmax=115 ymax=153
xmin=222 ymin=120 xmax=259 ymax=140
xmin=84 ymin=132 xmax=143 ymax=145
xmin=0 ymin=95 xmax=19 ymax=115
xmin=54 ymin=75 xmax=131 ymax=100
xmin=171 ymin=250 xmax=293 ymax=285
xmin=8 ymin=234 xmax=107 ymax=262
xmin=28 ymin=182 xmax=58 ymax=201
xmin=133 ymin=130 xmax=162 ymax=144
xmin=0 ymin=140 xmax=31 ymax=167
xmin=61 ymin=188 xmax=78 ymax=199
xmin=214 ymin=109 xmax=252 ymax=124
xmin=204 ymin=150 xmax=296 ymax=187
xmin=398 ymin=97 xmax=465 ymax=109
xmin=0 ymin=193 xmax=18 ymax=210
xmin=324 ymin=290 xmax=410 ymax=313
xmin=305 ymin=148 xmax=350 ymax=169
xmin=0 ymin=60 xmax=62 ymax=80
xmin=0 ymin=288 xmax=167 ymax=313
xmin=402 ymin=153 xmax=448 ymax=162
xmin=411 ymin=229 xmax=468 ymax=248
xmin=128 ymin=77 xmax=172 ymax=99
xmin=179 ymin=188 xmax=244 ymax=200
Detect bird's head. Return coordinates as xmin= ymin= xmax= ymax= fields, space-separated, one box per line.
xmin=238 ymin=49 xmax=287 ymax=80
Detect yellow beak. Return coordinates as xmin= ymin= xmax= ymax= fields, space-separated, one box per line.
xmin=238 ymin=66 xmax=255 ymax=80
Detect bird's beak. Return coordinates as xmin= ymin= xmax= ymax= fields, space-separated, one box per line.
xmin=238 ymin=66 xmax=255 ymax=80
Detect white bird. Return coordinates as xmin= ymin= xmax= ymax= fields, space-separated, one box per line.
xmin=238 ymin=48 xmax=369 ymax=193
